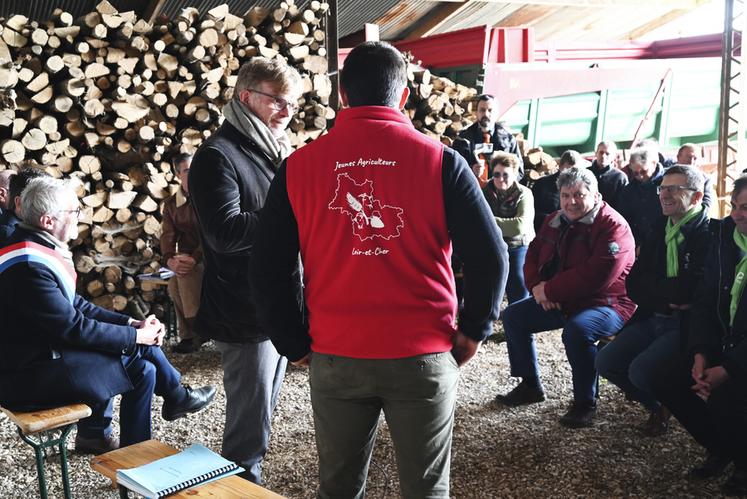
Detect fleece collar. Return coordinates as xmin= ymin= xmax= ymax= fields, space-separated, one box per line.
xmin=548 ymin=202 xmax=602 ymax=228
xmin=335 ymin=106 xmax=413 ymax=128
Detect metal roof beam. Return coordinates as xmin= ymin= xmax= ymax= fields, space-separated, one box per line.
xmin=402 ymin=0 xmax=475 ymax=41
xmin=624 ymin=9 xmax=690 ymax=38
xmin=142 ymin=0 xmax=168 ymax=23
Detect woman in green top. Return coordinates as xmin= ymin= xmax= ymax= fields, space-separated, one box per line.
xmin=482 ymin=152 xmax=536 ymax=304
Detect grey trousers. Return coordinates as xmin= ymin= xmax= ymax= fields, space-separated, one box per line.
xmin=310 ymin=351 xmax=459 ymax=499
xmin=215 ymin=339 xmax=287 ymax=484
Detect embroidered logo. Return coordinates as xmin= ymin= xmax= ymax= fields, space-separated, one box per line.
xmin=608 ymin=242 xmax=620 ymax=255
xmin=328 ymin=173 xmax=404 ymax=242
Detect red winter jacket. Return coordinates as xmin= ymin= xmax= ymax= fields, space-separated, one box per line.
xmin=525 ymin=202 xmax=637 ymax=322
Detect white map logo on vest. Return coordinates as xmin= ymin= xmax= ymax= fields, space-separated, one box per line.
xmin=328 ymin=173 xmax=404 ymax=242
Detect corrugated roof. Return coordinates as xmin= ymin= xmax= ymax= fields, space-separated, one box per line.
xmin=337 ymin=0 xmax=400 ymax=38
xmin=431 ymin=2 xmax=523 ymax=37
xmin=0 ymin=0 xmax=718 ymax=48
xmin=372 ymin=0 xmax=713 ymax=43
xmin=373 ymin=0 xmax=440 ymax=40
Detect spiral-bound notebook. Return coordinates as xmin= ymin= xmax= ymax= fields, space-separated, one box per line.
xmin=116 ymin=443 xmax=243 ymax=498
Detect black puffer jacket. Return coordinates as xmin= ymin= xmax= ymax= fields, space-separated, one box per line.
xmin=688 ymin=217 xmax=747 ymax=382
xmin=626 ymin=208 xmax=712 ymax=323
xmin=589 ymin=160 xmax=628 ymax=211
xmin=189 ymin=121 xmax=278 ymax=343
xmin=531 ymin=171 xmax=559 ymax=231
xmin=616 ymin=164 xmax=666 ymax=244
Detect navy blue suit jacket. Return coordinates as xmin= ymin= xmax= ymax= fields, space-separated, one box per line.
xmin=0 ymin=227 xmax=137 ymax=410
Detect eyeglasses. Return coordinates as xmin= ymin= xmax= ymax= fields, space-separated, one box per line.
xmin=58 ymin=208 xmax=81 ymax=218
xmin=493 ymin=171 xmax=511 ymax=180
xmin=657 ymin=185 xmax=697 ymax=195
xmin=250 ymin=88 xmax=299 ymax=113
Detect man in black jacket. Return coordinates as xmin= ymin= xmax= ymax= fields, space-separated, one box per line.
xmin=189 ymin=57 xmax=302 ymax=485
xmin=458 ymin=94 xmax=523 ymax=180
xmin=616 ymin=145 xmax=666 ymax=244
xmin=596 ymin=165 xmax=710 ymax=436
xmin=649 ymin=175 xmax=747 ymax=494
xmin=589 ymin=140 xmax=627 ymax=210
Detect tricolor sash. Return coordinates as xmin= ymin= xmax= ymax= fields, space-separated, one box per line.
xmin=0 ymin=241 xmax=77 ymax=303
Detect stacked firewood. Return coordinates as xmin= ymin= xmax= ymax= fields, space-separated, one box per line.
xmin=404 ymin=63 xmax=477 ymax=146
xmin=0 ymin=0 xmax=331 ymax=316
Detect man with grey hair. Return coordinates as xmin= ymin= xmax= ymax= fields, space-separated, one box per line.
xmin=617 ymin=145 xmax=666 ymax=243
xmin=0 ymin=177 xmax=215 ymax=454
xmin=496 ymin=166 xmax=636 ymax=428
xmin=620 ymin=140 xmax=714 ymax=245
xmin=189 ymin=56 xmax=303 ymax=484
xmin=597 ymin=165 xmax=711 ymax=437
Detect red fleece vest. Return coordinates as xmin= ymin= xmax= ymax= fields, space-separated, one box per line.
xmin=286 ymin=106 xmax=456 ymax=359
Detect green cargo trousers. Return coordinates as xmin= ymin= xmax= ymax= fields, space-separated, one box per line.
xmin=309 ymin=351 xmax=460 ymax=499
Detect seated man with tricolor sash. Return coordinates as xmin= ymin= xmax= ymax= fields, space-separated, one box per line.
xmin=0 ymin=176 xmax=216 ymax=454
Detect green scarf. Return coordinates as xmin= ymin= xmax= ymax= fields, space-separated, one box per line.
xmin=664 ymin=206 xmax=702 ymax=277
xmin=731 ymin=228 xmax=747 ymax=326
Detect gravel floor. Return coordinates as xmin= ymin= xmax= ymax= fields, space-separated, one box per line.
xmin=0 ymin=329 xmax=731 ymax=498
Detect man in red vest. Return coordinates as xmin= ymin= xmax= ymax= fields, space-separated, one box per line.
xmin=250 ymin=42 xmax=508 ymax=497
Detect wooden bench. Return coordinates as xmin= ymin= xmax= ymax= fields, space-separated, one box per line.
xmin=1 ymin=403 xmax=92 ymax=499
xmin=91 ymin=439 xmax=285 ymax=498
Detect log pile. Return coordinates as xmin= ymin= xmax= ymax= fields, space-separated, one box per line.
xmin=403 ymin=61 xmax=478 ymax=146
xmin=0 ymin=0 xmax=332 ymax=316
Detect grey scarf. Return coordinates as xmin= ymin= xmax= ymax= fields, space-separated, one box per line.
xmin=222 ymin=98 xmax=292 ymax=168
xmin=18 ymin=222 xmax=74 ymax=264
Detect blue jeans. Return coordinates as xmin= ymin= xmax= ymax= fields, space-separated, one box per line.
xmin=78 ymin=345 xmax=181 ymax=446
xmin=503 ymin=297 xmax=625 ymax=406
xmin=506 ymin=245 xmax=529 ymax=304
xmin=596 ymin=314 xmax=681 ymax=412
